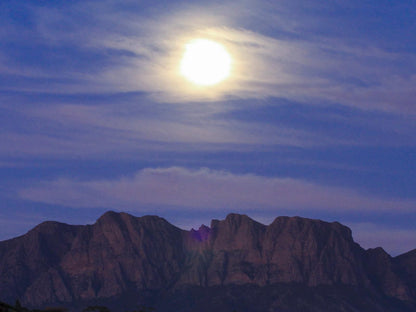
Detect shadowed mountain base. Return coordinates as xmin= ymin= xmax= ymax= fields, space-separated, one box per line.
xmin=64 ymin=284 xmax=416 ymax=312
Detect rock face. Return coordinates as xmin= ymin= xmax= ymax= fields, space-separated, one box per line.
xmin=0 ymin=212 xmax=415 ymax=312
xmin=180 ymin=214 xmax=369 ymax=288
xmin=395 ymin=249 xmax=416 ymax=298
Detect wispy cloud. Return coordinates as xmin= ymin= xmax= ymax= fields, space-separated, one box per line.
xmin=19 ymin=167 xmax=416 ymax=212
xmin=0 ymin=101 xmax=325 ymax=159
xmin=1 ymin=1 xmax=415 ymax=115
xmin=3 ymin=92 xmax=415 ymax=161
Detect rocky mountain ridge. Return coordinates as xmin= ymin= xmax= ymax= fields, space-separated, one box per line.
xmin=0 ymin=211 xmax=415 ymax=312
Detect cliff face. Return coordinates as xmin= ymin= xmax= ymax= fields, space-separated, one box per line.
xmin=0 ymin=212 xmax=415 ymax=311
xmin=0 ymin=221 xmax=81 ymax=303
xmin=180 ymin=214 xmax=369 ymax=288
xmin=13 ymin=212 xmax=185 ymax=306
xmin=364 ymin=247 xmax=413 ymax=300
xmin=395 ymin=249 xmax=416 ymax=298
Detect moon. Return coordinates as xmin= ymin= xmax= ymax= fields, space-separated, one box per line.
xmin=180 ymin=39 xmax=232 ymax=86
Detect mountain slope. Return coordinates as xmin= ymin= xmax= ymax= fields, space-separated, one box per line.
xmin=0 ymin=212 xmax=415 ymax=312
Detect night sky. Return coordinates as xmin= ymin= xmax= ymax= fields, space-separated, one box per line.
xmin=1 ymin=0 xmax=415 ymax=256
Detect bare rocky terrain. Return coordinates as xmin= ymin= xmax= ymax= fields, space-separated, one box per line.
xmin=0 ymin=211 xmax=415 ymax=311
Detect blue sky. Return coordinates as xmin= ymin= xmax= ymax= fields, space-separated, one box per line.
xmin=1 ymin=0 xmax=415 ymax=255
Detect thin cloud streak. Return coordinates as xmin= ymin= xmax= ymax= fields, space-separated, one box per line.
xmin=19 ymin=167 xmax=416 ymax=212
xmin=0 ymin=100 xmax=354 ymax=159
xmin=3 ymin=95 xmax=415 ymax=161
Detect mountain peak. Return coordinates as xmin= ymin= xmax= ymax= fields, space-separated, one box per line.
xmin=225 ymin=212 xmax=253 ymax=222
xmin=217 ymin=213 xmax=263 ymax=231
xmin=190 ymin=224 xmax=211 ymax=242
xmin=96 ymin=211 xmax=170 ymax=227
xmin=95 ymin=211 xmax=125 ymax=227
xmin=97 ymin=210 xmax=121 ymax=221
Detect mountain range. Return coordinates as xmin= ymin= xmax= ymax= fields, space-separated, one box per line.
xmin=0 ymin=211 xmax=415 ymax=312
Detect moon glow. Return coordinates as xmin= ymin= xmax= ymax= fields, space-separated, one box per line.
xmin=180 ymin=39 xmax=232 ymax=86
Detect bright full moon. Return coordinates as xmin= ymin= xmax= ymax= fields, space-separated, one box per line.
xmin=180 ymin=39 xmax=232 ymax=86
